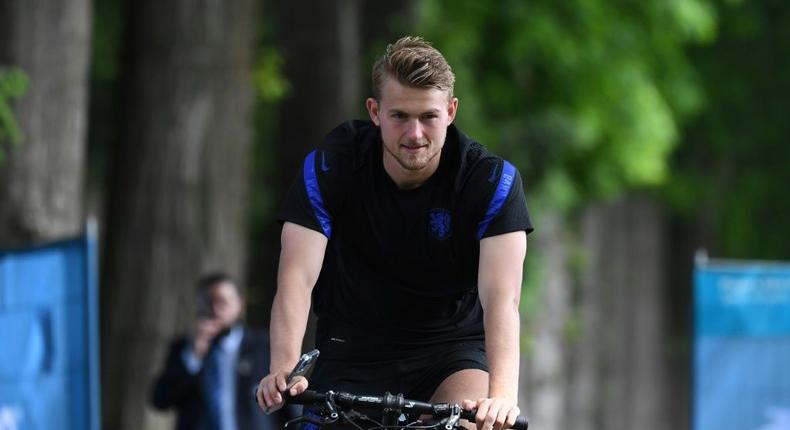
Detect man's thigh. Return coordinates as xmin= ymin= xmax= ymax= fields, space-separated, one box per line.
xmin=309 ymin=340 xmax=488 ymax=400
xmin=405 ymin=340 xmax=488 ymax=401
xmin=429 ymin=369 xmax=489 ymax=430
xmin=429 ymin=368 xmax=489 ymax=404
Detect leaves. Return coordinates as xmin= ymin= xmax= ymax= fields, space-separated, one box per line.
xmin=418 ymin=0 xmax=716 ymax=208
xmin=0 ymin=67 xmax=30 ymax=161
xmin=254 ymin=47 xmax=291 ymax=102
xmin=668 ymin=0 xmax=790 ymax=259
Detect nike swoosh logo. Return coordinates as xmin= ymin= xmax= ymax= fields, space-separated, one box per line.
xmin=488 ymin=163 xmax=499 ymax=183
xmin=321 ymin=151 xmax=330 ymax=172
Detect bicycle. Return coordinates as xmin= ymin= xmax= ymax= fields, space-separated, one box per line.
xmin=283 ymin=389 xmax=530 ymax=430
xmin=261 ymin=349 xmax=529 ymax=430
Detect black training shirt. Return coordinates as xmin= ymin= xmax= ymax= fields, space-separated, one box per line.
xmin=279 ymin=120 xmax=533 ymax=351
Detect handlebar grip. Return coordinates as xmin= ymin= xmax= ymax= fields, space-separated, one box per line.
xmin=285 ymin=390 xmax=327 ymax=405
xmin=513 ymin=415 xmax=529 ymax=430
xmin=461 ymin=410 xmax=528 ymax=430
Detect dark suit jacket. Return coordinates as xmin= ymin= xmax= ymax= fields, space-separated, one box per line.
xmin=151 ymin=327 xmax=298 ymax=430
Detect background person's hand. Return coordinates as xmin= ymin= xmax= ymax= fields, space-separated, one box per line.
xmin=192 ymin=318 xmax=223 ymax=358
xmin=462 ymin=397 xmax=520 ymax=430
xmin=255 ymin=368 xmax=309 ymax=413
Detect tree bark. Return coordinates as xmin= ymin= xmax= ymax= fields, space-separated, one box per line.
xmin=522 ymin=210 xmax=572 ymax=430
xmin=572 ymin=193 xmax=669 ymax=430
xmin=249 ymin=0 xmax=364 ymax=334
xmin=273 ymin=0 xmax=361 ymax=193
xmin=0 ymin=0 xmax=91 ymax=246
xmin=663 ymin=215 xmax=701 ymax=430
xmin=359 ymin=1 xmax=418 ymax=60
xmin=101 ymin=1 xmax=257 ymax=429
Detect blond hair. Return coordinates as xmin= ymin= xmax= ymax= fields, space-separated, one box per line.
xmin=371 ymin=36 xmax=456 ymax=100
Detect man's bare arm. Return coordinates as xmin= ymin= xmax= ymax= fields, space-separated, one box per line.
xmin=474 ymin=231 xmax=527 ymax=430
xmin=257 ymin=222 xmax=327 ymax=411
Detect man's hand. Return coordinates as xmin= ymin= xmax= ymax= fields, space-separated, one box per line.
xmin=255 ymin=369 xmax=309 ymax=413
xmin=462 ymin=397 xmax=520 ymax=430
xmin=192 ymin=318 xmax=223 ymax=358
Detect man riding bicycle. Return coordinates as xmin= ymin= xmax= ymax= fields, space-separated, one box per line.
xmin=256 ymin=36 xmax=533 ymax=430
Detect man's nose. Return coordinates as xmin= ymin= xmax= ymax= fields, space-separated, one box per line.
xmin=405 ymin=119 xmax=424 ymax=141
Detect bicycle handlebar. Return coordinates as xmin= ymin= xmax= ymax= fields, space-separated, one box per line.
xmin=287 ymin=390 xmax=529 ymax=430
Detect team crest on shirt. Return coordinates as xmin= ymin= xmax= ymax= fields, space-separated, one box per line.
xmin=428 ymin=208 xmax=452 ymax=240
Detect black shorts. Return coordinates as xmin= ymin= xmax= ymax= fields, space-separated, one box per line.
xmin=308 ymin=339 xmax=488 ymax=402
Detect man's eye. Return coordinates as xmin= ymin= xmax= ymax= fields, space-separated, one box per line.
xmin=392 ymin=113 xmax=407 ymax=119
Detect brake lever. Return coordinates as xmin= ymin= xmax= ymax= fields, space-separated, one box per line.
xmin=325 ymin=400 xmax=339 ymax=421
xmin=445 ymin=404 xmax=462 ymax=430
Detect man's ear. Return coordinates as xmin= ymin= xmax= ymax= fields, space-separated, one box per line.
xmin=366 ymin=98 xmax=381 ymax=126
xmin=447 ymin=97 xmax=459 ymax=124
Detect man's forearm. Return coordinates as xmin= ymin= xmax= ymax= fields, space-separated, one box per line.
xmin=478 ymin=232 xmax=526 ymax=402
xmin=269 ymin=282 xmax=313 ymax=373
xmin=269 ymin=223 xmax=328 ymax=375
xmin=484 ymin=299 xmax=521 ymax=401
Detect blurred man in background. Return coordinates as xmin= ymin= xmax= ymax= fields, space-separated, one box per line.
xmin=152 ymin=272 xmax=296 ymax=430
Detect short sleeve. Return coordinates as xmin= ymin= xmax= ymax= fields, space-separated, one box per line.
xmin=474 ymin=160 xmax=534 ymax=240
xmin=277 ymin=149 xmax=337 ymax=238
xmin=277 ymin=121 xmax=372 ymax=238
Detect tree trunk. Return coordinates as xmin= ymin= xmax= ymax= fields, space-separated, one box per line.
xmin=101 ymin=1 xmax=257 ymax=429
xmin=273 ymin=0 xmax=361 ymax=193
xmin=663 ymin=215 xmax=703 ymax=430
xmin=0 ymin=0 xmax=91 ymax=246
xmin=248 ymin=0 xmax=364 ymax=335
xmin=572 ymin=193 xmax=669 ymax=430
xmin=522 ymin=210 xmax=572 ymax=430
xmin=359 ymin=1 xmax=418 ymax=58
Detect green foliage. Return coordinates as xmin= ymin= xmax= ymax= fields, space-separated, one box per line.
xmin=253 ymin=47 xmax=291 ymax=102
xmin=247 ymin=9 xmax=292 ymax=284
xmin=417 ymin=0 xmax=716 ymax=210
xmin=667 ymin=0 xmax=790 ymax=259
xmin=92 ymin=0 xmax=123 ymax=81
xmin=86 ymin=0 xmax=124 ymax=196
xmin=519 ymin=245 xmax=544 ymax=355
xmin=0 ymin=67 xmax=29 ymax=162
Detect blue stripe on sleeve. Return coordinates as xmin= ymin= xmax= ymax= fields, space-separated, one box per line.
xmin=304 ymin=150 xmax=332 ymax=238
xmin=476 ymin=160 xmax=516 ymax=240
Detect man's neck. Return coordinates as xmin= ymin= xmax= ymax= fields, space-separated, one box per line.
xmin=382 ymin=151 xmax=442 ymax=190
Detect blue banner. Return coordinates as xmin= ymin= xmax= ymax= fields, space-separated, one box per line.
xmin=0 ymin=226 xmax=99 ymax=430
xmin=694 ymin=257 xmax=790 ymax=430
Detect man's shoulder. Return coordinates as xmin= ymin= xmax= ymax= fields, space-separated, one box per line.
xmin=324 ymin=119 xmax=377 ymax=141
xmin=160 ymin=335 xmax=191 ymax=361
xmin=312 ymin=119 xmax=378 ymax=176
xmin=320 ymin=120 xmax=378 ymax=154
xmin=449 ymin=125 xmax=506 ymax=188
xmin=169 ymin=335 xmax=190 ymax=348
xmin=238 ymin=327 xmax=273 ymax=363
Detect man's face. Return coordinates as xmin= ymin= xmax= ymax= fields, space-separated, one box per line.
xmin=367 ymin=78 xmax=458 ymax=178
xmin=206 ymin=281 xmax=243 ymax=329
